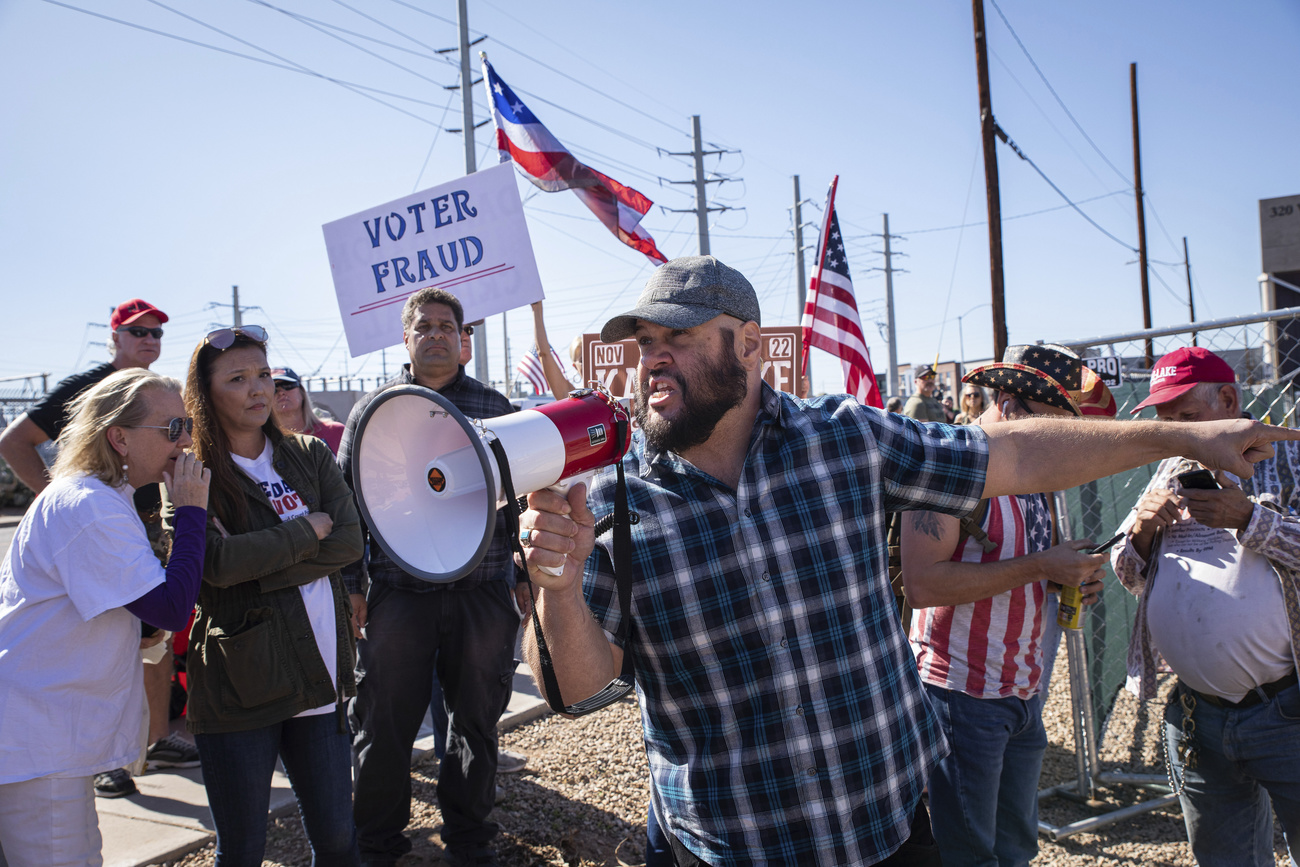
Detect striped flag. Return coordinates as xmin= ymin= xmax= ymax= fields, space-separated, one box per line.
xmin=516 ymin=344 xmax=568 ymax=395
xmin=482 ymin=55 xmax=668 ymax=265
xmin=801 ymin=176 xmax=883 ymax=408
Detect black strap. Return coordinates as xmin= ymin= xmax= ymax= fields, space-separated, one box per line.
xmin=490 ymin=416 xmax=636 ymax=716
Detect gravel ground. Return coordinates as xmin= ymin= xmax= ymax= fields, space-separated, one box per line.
xmin=166 ymin=637 xmax=1292 ymax=866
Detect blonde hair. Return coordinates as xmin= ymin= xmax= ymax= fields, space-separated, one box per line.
xmin=51 ymin=368 xmax=183 ymax=485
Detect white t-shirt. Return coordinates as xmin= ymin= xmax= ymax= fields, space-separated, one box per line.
xmin=1147 ymin=515 xmax=1293 ymax=703
xmin=231 ymin=442 xmax=338 ymax=716
xmin=0 ymin=474 xmax=164 ymax=784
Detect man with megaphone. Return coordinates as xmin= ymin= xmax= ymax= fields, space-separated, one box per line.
xmin=518 ymin=255 xmax=1300 ymax=867
xmin=338 ymin=287 xmax=524 ymax=867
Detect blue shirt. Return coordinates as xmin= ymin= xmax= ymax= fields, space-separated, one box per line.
xmin=583 ymin=384 xmax=989 ymax=866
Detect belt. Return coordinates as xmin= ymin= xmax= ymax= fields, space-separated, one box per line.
xmin=1184 ymin=670 xmax=1298 ymax=709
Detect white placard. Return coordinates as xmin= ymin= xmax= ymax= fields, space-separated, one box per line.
xmin=323 ymin=162 xmax=544 ymax=357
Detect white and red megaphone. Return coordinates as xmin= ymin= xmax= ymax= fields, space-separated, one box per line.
xmin=350 ymin=385 xmax=631 ymax=583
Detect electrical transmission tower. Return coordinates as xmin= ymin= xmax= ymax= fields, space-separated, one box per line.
xmin=662 ymin=116 xmax=739 ymax=255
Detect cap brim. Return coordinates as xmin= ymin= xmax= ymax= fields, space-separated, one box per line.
xmin=1128 ymin=381 xmax=1198 ymax=415
xmin=120 ymin=307 xmax=169 ymax=326
xmin=600 ymin=302 xmax=725 ymax=343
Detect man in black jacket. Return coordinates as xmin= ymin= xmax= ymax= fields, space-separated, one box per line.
xmin=338 ymin=287 xmax=521 ymax=867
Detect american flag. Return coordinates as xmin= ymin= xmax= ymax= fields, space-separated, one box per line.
xmin=516 ymin=344 xmax=568 ymax=395
xmin=801 ymin=176 xmax=883 ymax=407
xmin=482 ymin=56 xmax=667 ymax=265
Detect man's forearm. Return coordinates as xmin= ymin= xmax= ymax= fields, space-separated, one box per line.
xmin=984 ymin=418 xmax=1191 ymax=500
xmin=523 ymin=579 xmax=622 ymax=708
xmin=0 ymin=439 xmax=50 ymax=494
xmin=906 ymin=555 xmax=1048 ymax=609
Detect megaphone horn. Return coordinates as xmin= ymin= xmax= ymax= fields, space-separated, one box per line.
xmin=352 ymin=385 xmax=630 ymax=584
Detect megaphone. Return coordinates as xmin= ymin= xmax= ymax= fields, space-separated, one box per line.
xmin=351 ymin=385 xmax=631 ymax=583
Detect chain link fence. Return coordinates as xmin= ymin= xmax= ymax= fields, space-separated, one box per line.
xmin=1036 ymin=305 xmax=1300 ymax=837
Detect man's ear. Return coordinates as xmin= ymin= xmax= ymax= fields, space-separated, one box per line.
xmin=737 ymin=321 xmax=763 ymax=371
xmin=1219 ymin=383 xmax=1241 ymax=416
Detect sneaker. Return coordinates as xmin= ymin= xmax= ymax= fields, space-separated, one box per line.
xmin=93 ymin=768 xmax=138 ymax=798
xmin=443 ymin=844 xmax=499 ymax=867
xmin=145 ymin=732 xmax=201 ymax=769
xmin=496 ymin=748 xmax=527 ymax=774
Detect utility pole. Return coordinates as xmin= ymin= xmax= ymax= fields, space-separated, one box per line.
xmin=209 ymin=285 xmax=255 ymax=328
xmin=972 ymin=0 xmax=1009 ymax=359
xmin=665 ymin=116 xmax=730 ymax=255
xmin=1184 ymin=236 xmax=1197 ymax=346
xmin=1131 ymin=62 xmax=1154 ymax=365
xmin=882 ymin=214 xmax=900 ymax=397
xmin=457 ymin=0 xmax=488 ymax=383
xmin=793 ymin=176 xmax=810 ymax=385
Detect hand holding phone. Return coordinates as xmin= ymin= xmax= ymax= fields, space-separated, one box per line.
xmin=1176 ymin=469 xmax=1220 ymax=490
xmin=1083 ymin=532 xmax=1125 ymax=555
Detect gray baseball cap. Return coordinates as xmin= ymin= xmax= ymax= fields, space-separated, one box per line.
xmin=601 ymin=255 xmax=761 ymax=343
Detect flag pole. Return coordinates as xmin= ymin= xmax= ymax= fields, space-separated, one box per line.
xmin=803 ymin=175 xmax=839 ymax=377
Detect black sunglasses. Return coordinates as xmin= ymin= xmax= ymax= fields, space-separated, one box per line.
xmin=462 ymin=325 xmax=474 ymax=336
xmin=130 ymin=417 xmax=193 ymax=442
xmin=274 ymin=381 xmax=300 ymax=392
xmin=117 ymin=326 xmax=164 ymax=339
xmin=204 ymin=325 xmax=268 ymax=349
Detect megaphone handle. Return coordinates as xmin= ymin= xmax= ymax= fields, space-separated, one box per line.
xmin=534 ymin=470 xmax=596 ymax=576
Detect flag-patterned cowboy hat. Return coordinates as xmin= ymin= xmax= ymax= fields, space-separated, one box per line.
xmin=962 ymin=343 xmax=1084 ymax=416
xmin=1077 ymin=366 xmax=1118 ymax=418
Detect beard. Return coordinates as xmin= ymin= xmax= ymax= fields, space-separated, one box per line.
xmin=634 ymin=335 xmax=748 ymax=455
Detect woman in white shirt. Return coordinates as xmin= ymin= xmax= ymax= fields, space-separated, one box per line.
xmin=0 ymin=368 xmax=209 ymax=866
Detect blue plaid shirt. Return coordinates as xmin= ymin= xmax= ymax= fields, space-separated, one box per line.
xmin=584 ymin=385 xmax=989 ymax=866
xmin=338 ymin=365 xmax=516 ymax=594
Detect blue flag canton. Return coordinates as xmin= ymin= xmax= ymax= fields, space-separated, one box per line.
xmin=822 ymin=211 xmax=852 ymax=279
xmin=485 ymin=62 xmax=540 ymax=126
xmin=1020 ymin=493 xmax=1053 ymax=554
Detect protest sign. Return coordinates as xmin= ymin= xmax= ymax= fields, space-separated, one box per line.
xmin=581 ymin=327 xmax=806 ymax=398
xmin=323 ymin=162 xmax=544 ymax=357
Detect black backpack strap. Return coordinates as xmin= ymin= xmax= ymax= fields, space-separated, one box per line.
xmin=490 ymin=417 xmax=636 ymax=717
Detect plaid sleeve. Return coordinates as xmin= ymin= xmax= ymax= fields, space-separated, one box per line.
xmin=862 ymin=407 xmax=989 ymax=516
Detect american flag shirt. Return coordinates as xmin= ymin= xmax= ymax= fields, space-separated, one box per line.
xmin=910 ymin=493 xmax=1053 ymax=699
xmin=583 ymin=385 xmax=988 ymax=866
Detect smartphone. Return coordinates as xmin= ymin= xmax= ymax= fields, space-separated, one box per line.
xmin=1084 ymin=532 xmax=1124 ymax=555
xmin=1176 ymin=469 xmax=1220 ymax=490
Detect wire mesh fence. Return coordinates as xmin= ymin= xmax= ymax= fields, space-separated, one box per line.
xmin=1056 ymin=306 xmax=1300 ymax=752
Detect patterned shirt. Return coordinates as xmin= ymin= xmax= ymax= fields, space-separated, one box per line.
xmin=911 ymin=493 xmax=1052 ymax=700
xmin=1111 ymin=442 xmax=1300 ymax=700
xmin=338 ymin=364 xmax=516 ymax=594
xmin=583 ymin=384 xmax=989 ymax=866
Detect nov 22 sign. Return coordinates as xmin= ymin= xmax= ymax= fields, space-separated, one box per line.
xmin=323 ymin=162 xmax=544 ymax=357
xmin=582 ymin=328 xmax=806 ymax=399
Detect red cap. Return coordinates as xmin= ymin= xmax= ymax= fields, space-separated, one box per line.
xmin=1129 ymin=346 xmax=1236 ymax=414
xmin=110 ymin=299 xmax=169 ymax=330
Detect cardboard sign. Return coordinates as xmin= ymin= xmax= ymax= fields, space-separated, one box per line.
xmin=323 ymin=162 xmax=544 ymax=357
xmin=581 ymin=327 xmax=806 ymax=398
xmin=1083 ymin=355 xmax=1124 ymax=387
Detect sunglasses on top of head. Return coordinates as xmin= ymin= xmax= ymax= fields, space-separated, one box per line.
xmin=204 ymin=325 xmax=269 ymax=349
xmin=117 ymin=326 xmax=164 ymax=339
xmin=128 ymin=417 xmax=194 ymax=442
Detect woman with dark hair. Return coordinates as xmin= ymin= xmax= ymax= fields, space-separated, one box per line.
xmin=173 ymin=326 xmax=363 ymax=866
xmin=0 ymin=368 xmax=209 ymax=864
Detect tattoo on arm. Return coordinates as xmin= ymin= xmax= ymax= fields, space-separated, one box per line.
xmin=911 ymin=511 xmax=944 ymax=540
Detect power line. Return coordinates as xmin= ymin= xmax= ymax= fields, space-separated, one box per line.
xmin=896 ymin=190 xmax=1128 ymax=235
xmin=42 ymin=0 xmax=451 ymax=127
xmin=987 ymin=0 xmax=1132 ymax=187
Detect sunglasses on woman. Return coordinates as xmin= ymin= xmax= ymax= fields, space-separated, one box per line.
xmin=204 ymin=325 xmax=269 ymax=349
xmin=117 ymin=326 xmax=165 ymax=339
xmin=129 ymin=417 xmax=194 ymax=442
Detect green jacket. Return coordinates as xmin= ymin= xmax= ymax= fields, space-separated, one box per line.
xmin=163 ymin=431 xmax=363 ymax=734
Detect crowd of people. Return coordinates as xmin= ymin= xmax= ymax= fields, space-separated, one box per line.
xmin=0 ymin=257 xmax=1297 ymax=867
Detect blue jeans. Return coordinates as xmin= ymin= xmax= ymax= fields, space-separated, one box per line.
xmin=195 ymin=711 xmax=359 ymax=867
xmin=351 ymin=581 xmax=518 ymax=861
xmin=923 ymin=683 xmax=1045 ymax=867
xmin=1164 ymin=681 xmax=1300 ymax=867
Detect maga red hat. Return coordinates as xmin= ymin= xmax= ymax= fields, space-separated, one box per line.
xmin=1129 ymin=346 xmax=1236 ymax=414
xmin=110 ymin=299 xmax=169 ymax=330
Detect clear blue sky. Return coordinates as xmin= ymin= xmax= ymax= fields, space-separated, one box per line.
xmin=2 ymin=0 xmax=1297 ymax=397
